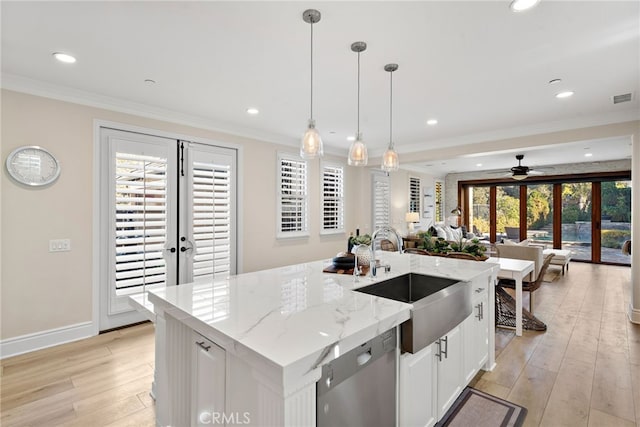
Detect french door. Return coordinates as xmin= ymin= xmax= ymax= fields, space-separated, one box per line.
xmin=99 ymin=128 xmax=237 ymax=331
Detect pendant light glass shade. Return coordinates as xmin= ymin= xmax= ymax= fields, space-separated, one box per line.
xmin=348 ymin=132 xmax=368 ymax=166
xmin=301 ymin=119 xmax=323 ymax=159
xmin=381 ymin=147 xmax=399 ymax=171
xmin=381 ymin=63 xmax=399 ymax=172
xmin=348 ymin=41 xmax=368 ymax=166
xmin=300 ymin=9 xmax=323 ymax=159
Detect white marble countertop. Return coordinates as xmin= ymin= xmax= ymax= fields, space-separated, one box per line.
xmin=144 ymin=252 xmax=499 ymax=375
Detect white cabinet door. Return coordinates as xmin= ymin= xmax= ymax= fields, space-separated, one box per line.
xmin=463 ymin=276 xmax=490 ymax=383
xmin=463 ymin=296 xmax=489 ymax=382
xmin=192 ymin=333 xmax=226 ymax=427
xmin=399 ymin=344 xmax=438 ymax=427
xmin=436 ymin=325 xmax=463 ymax=419
xmin=462 ymin=313 xmax=478 ymax=384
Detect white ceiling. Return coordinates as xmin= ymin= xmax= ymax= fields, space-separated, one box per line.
xmin=2 ymin=1 xmax=638 ymax=173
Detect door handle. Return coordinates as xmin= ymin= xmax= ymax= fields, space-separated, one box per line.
xmin=476 ymin=303 xmax=482 ymax=320
xmin=180 ymin=236 xmax=194 ymax=254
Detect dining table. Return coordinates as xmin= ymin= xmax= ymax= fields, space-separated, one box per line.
xmin=487 ymin=256 xmax=535 ymax=336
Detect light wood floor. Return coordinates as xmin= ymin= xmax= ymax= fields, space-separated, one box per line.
xmin=476 ymin=262 xmax=640 ymax=427
xmin=1 ymin=262 xmax=638 ymax=427
xmin=1 ymin=323 xmax=156 ymax=427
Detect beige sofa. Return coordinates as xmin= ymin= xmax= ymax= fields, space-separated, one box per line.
xmin=495 ymin=243 xmax=544 ymax=282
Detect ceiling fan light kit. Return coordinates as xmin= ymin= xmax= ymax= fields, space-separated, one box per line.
xmin=300 ymin=9 xmax=324 ymax=160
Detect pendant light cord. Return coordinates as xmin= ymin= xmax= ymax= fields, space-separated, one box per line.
xmin=389 ymin=70 xmax=393 ymax=149
xmin=310 ymin=20 xmax=314 ymax=120
xmin=357 ymin=51 xmax=361 ymax=134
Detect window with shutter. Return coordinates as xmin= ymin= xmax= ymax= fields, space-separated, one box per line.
xmin=409 ymin=177 xmax=421 ymax=214
xmin=372 ymin=171 xmax=391 ymax=230
xmin=435 ymin=181 xmax=444 ymax=222
xmin=114 ymin=152 xmax=168 ymax=292
xmin=278 ymin=153 xmax=308 ymax=238
xmin=321 ymin=162 xmax=345 ymax=234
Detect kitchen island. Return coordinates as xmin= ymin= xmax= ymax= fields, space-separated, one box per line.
xmin=133 ymin=252 xmax=499 ymax=426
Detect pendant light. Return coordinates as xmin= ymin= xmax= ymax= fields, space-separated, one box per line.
xmin=381 ymin=63 xmax=399 ymax=172
xmin=300 ymin=9 xmax=323 ymax=159
xmin=348 ymin=41 xmax=368 ymax=166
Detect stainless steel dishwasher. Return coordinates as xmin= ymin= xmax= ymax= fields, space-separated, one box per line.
xmin=316 ymin=328 xmax=396 ymax=427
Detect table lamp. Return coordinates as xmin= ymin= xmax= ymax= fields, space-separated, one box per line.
xmin=405 ymin=212 xmax=420 ymax=235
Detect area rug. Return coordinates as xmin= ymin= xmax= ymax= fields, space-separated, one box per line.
xmin=435 ymin=387 xmax=527 ymax=427
xmin=543 ymin=269 xmax=560 ymax=282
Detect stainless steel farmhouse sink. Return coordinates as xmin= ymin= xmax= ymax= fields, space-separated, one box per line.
xmin=356 ymin=273 xmax=472 ymax=353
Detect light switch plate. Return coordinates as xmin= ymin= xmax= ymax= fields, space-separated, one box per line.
xmin=49 ymin=239 xmax=71 ymax=252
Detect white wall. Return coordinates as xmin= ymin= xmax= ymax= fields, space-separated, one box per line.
xmin=0 ymin=90 xmax=359 ymax=341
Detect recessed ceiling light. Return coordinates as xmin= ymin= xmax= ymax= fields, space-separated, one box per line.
xmin=246 ymin=108 xmax=259 ymax=115
xmin=476 ymin=163 xmax=483 ymax=167
xmin=427 ymin=119 xmax=438 ymax=126
xmin=52 ymin=52 xmax=76 ymax=63
xmin=584 ymin=153 xmax=593 ymax=157
xmin=548 ymin=78 xmax=562 ymax=85
xmin=510 ymin=0 xmax=540 ymax=12
xmin=556 ymin=91 xmax=574 ymax=99
xmin=347 ymin=136 xmax=356 ymax=141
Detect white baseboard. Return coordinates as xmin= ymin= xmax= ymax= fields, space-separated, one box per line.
xmin=0 ymin=321 xmax=94 ymax=359
xmin=629 ymin=304 xmax=640 ymax=325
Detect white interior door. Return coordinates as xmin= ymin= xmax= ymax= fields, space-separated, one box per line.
xmin=179 ymin=142 xmax=236 ymax=285
xmin=99 ymin=129 xmax=236 ymax=331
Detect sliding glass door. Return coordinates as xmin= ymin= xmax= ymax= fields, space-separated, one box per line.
xmin=460 ymin=172 xmax=630 ymax=266
xmin=600 ymin=180 xmax=632 ymax=263
xmin=496 ymin=185 xmax=520 ymax=241
xmin=526 ymin=184 xmax=553 ymax=245
xmin=561 ymin=182 xmax=592 ymax=261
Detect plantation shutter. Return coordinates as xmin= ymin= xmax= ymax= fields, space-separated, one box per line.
xmin=372 ymin=171 xmax=391 ymax=230
xmin=435 ymin=181 xmax=444 ymax=222
xmin=191 ymin=157 xmax=232 ymax=280
xmin=322 ymin=163 xmax=344 ymax=233
xmin=113 ymin=152 xmax=168 ymax=292
xmin=278 ymin=153 xmax=308 ymax=237
xmin=409 ymin=177 xmax=421 ymax=213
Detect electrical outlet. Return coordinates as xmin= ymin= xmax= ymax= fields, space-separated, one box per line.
xmin=49 ymin=239 xmax=71 ymax=252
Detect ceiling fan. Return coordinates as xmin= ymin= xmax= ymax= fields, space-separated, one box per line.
xmin=509 ymin=154 xmax=543 ymax=180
